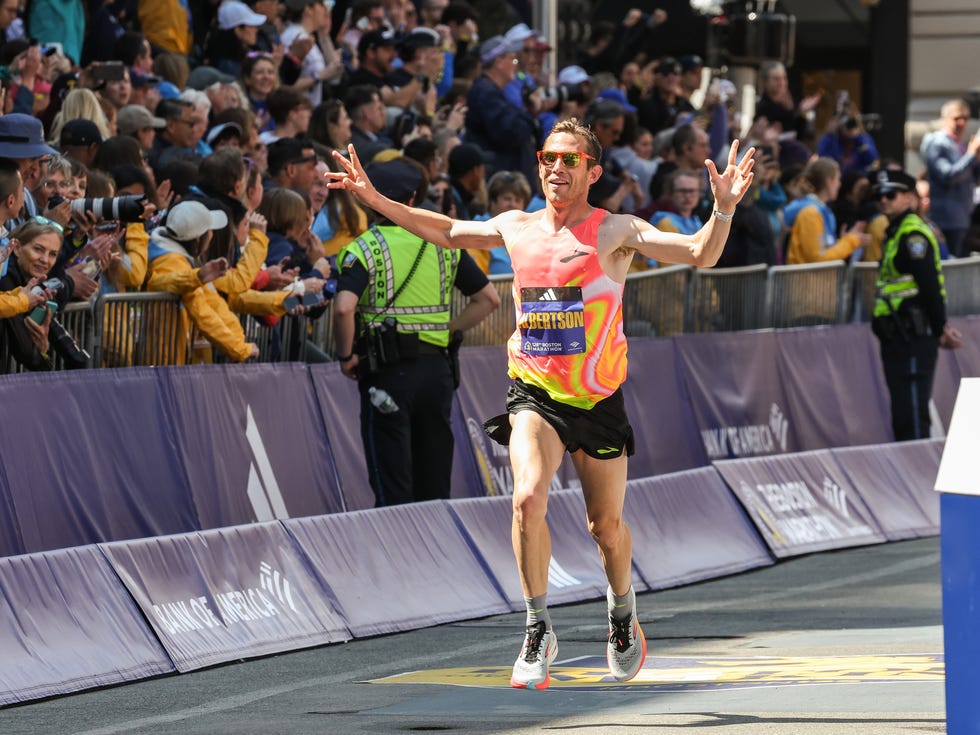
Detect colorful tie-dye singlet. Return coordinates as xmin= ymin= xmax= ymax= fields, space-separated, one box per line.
xmin=506 ymin=208 xmax=627 ymax=409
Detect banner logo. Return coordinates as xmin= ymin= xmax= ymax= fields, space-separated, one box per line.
xmin=151 ymin=562 xmax=299 ymax=635
xmin=245 ymin=405 xmax=289 ymax=521
xmin=701 ymin=403 xmax=790 ymax=459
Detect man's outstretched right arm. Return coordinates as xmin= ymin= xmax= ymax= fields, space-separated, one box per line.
xmin=329 ymin=146 xmax=504 ymax=251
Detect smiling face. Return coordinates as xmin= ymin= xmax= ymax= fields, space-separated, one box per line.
xmin=13 ymin=231 xmax=62 ymax=280
xmin=538 ymin=131 xmax=601 ymax=207
xmin=246 ymin=58 xmax=278 ymax=98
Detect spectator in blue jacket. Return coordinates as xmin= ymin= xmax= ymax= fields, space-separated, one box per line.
xmin=817 ymin=115 xmax=879 ymax=176
xmin=463 ymin=35 xmax=539 ymax=191
xmin=920 ymin=98 xmax=980 ymax=257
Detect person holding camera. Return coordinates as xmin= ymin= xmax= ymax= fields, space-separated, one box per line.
xmin=332 ymin=157 xmax=499 ymax=506
xmin=817 ymin=114 xmax=880 ymax=176
xmin=871 ymin=168 xmax=963 ymax=440
xmin=0 ymin=218 xmax=90 ymax=370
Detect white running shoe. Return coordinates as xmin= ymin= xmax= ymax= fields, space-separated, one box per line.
xmin=606 ymin=608 xmax=646 ymax=682
xmin=510 ymin=621 xmax=558 ymax=690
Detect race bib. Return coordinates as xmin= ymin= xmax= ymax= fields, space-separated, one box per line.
xmin=518 ymin=286 xmax=586 ymax=355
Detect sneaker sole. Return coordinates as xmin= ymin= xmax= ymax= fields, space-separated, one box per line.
xmin=607 ymin=623 xmax=647 ymax=682
xmin=510 ymin=674 xmax=551 ymax=690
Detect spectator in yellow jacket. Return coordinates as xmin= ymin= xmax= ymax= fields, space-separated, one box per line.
xmin=146 ymin=200 xmax=259 ymax=362
xmin=784 ymin=157 xmax=869 ymax=264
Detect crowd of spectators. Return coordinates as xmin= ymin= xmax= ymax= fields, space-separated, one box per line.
xmin=0 ymin=0 xmax=972 ymax=370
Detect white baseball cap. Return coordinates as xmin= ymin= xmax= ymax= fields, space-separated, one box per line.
xmin=165 ymin=201 xmax=229 ymax=241
xmin=217 ymin=0 xmax=267 ymax=30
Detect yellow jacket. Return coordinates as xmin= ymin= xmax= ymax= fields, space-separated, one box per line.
xmin=212 ymin=228 xmax=288 ymax=317
xmin=138 ymin=0 xmax=192 ymax=55
xmin=0 ymin=288 xmax=29 ymax=318
xmin=786 ymin=206 xmax=861 ymax=264
xmin=322 ymin=205 xmax=369 ymax=256
xmin=106 ymin=222 xmax=150 ymax=291
xmin=147 ymin=248 xmax=253 ymax=363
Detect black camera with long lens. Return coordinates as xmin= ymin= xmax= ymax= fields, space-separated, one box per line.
xmin=69 ymin=195 xmax=146 ymax=223
xmin=50 ymin=319 xmax=91 ymax=368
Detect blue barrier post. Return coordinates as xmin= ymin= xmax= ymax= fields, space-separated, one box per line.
xmin=936 ymin=378 xmax=980 ymax=735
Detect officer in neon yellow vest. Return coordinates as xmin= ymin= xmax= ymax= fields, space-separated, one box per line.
xmin=333 ymin=158 xmax=500 ymax=506
xmin=871 ymin=168 xmax=962 ymax=441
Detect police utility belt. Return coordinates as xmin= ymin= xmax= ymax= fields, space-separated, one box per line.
xmin=872 ymin=305 xmax=934 ymax=342
xmin=353 ymin=234 xmax=455 ymax=375
xmin=358 ymin=315 xmax=438 ymax=373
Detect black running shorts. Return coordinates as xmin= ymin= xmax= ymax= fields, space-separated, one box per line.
xmin=483 ymin=379 xmax=635 ymax=459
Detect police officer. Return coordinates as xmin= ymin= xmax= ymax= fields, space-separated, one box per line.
xmin=333 ymin=158 xmax=500 ymax=505
xmin=871 ymin=168 xmax=963 ymax=441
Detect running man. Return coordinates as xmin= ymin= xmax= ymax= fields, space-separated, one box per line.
xmin=329 ymin=119 xmax=755 ymax=689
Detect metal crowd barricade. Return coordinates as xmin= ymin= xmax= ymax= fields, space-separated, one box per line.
xmin=942 ymin=255 xmax=980 ymax=317
xmin=95 ymin=292 xmax=185 ymax=367
xmin=687 ymin=264 xmax=768 ymax=333
xmin=847 ymin=261 xmax=880 ymax=323
xmin=622 ymin=265 xmax=691 ymax=338
xmin=451 ymin=274 xmax=516 ymax=346
xmin=765 ymin=261 xmax=848 ymax=328
xmin=52 ymin=301 xmax=97 ymax=370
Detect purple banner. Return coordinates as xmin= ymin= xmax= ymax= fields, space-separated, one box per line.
xmin=455 ymin=345 xmax=585 ymax=496
xmin=0 ymin=546 xmax=173 ymax=705
xmin=542 ymin=488 xmax=648 ymax=604
xmin=625 ymin=468 xmax=772 ymax=589
xmin=284 ymin=502 xmax=510 ymax=636
xmin=159 ymin=364 xmax=344 ymax=525
xmin=830 ymin=440 xmax=940 ymax=539
xmin=102 ymin=522 xmax=349 ymax=672
xmin=623 ymin=338 xmax=708 ymax=476
xmin=452 ymin=489 xmax=647 ymax=609
xmin=675 ymin=331 xmax=797 ymax=461
xmin=0 ymin=369 xmax=197 ymax=554
xmin=447 ymin=495 xmax=524 ymax=610
xmin=776 ymin=324 xmax=892 ymax=448
xmin=714 ymin=450 xmax=886 ymax=557
xmin=308 ymin=363 xmax=480 ymax=510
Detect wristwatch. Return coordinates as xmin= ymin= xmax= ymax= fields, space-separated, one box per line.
xmin=337 ymin=352 xmax=354 ymax=362
xmin=713 ymin=209 xmax=735 ymax=222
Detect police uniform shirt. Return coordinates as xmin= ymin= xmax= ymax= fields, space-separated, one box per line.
xmin=884 ymin=211 xmax=946 ymax=336
xmin=336 ymin=247 xmax=489 ymax=300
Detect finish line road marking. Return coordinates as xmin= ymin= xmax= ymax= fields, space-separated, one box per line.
xmin=370 ymin=653 xmax=945 ymax=692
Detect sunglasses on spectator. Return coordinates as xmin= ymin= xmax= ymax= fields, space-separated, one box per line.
xmin=246 ymin=51 xmax=274 ymax=60
xmin=537 ymin=150 xmax=594 ymax=167
xmin=32 ymin=215 xmax=64 ymax=233
xmin=876 ymin=189 xmax=900 ymax=201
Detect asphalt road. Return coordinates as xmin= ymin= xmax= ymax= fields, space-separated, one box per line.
xmin=0 ymin=536 xmax=944 ymax=735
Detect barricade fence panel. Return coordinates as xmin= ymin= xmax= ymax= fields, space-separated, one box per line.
xmin=451 ymin=274 xmax=516 ymax=346
xmin=1 ymin=260 xmax=977 ymax=374
xmin=942 ymin=255 xmax=980 ymax=317
xmin=688 ymin=264 xmax=768 ymax=333
xmin=97 ymin=292 xmax=185 ymax=368
xmin=766 ymin=261 xmax=848 ymax=328
xmin=848 ymin=261 xmax=880 ymax=323
xmin=622 ymin=265 xmax=691 ymax=338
